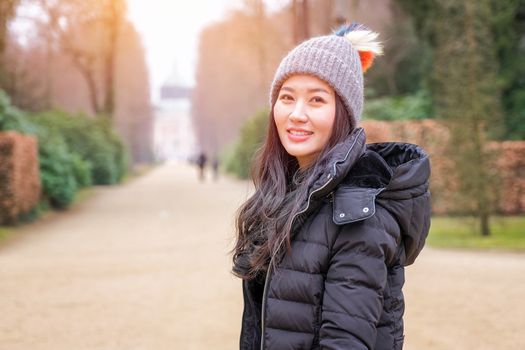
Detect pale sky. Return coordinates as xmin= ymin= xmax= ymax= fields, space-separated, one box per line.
xmin=127 ymin=0 xmax=285 ymax=103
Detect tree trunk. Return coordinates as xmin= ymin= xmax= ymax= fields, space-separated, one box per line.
xmin=103 ymin=0 xmax=119 ymax=118
xmin=480 ymin=210 xmax=490 ymax=237
xmin=44 ymin=31 xmax=53 ymax=109
xmin=0 ymin=0 xmax=20 ymax=88
xmin=70 ymin=55 xmax=100 ymax=114
xmin=83 ymin=67 xmax=101 ymax=115
xmin=292 ymin=0 xmax=309 ymax=44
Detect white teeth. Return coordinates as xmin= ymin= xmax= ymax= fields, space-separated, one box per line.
xmin=289 ymin=130 xmax=311 ymax=136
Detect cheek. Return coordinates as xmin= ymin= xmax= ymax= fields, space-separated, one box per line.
xmin=273 ymin=104 xmax=287 ymax=129
xmin=317 ymin=107 xmax=336 ymax=138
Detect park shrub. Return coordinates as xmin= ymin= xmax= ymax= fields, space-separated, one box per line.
xmin=70 ymin=152 xmax=93 ymax=188
xmin=30 ymin=111 xmax=128 ymax=185
xmin=223 ymin=108 xmax=269 ymax=179
xmin=96 ymin=116 xmax=128 ymax=183
xmin=362 ymin=89 xmax=434 ymax=121
xmin=0 ymin=131 xmax=41 ymax=224
xmin=35 ymin=127 xmax=78 ymax=209
xmin=0 ymin=91 xmax=38 ymax=134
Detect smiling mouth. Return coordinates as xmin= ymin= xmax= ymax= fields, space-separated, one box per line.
xmin=287 ymin=130 xmax=313 ymax=136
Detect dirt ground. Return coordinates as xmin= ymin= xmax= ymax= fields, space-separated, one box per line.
xmin=0 ymin=162 xmax=523 ymax=350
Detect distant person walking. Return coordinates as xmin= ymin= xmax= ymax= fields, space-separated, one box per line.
xmin=231 ymin=22 xmax=431 ymax=349
xmin=196 ymin=152 xmax=207 ymax=181
xmin=212 ymin=156 xmax=220 ymax=181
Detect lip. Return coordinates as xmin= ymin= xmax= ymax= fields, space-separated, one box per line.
xmin=286 ymin=127 xmax=313 ymax=143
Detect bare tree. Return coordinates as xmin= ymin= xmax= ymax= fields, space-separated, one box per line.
xmin=101 ymin=0 xmax=125 ymax=116
xmin=62 ymin=41 xmax=101 ymax=113
xmin=27 ymin=0 xmax=124 ymax=116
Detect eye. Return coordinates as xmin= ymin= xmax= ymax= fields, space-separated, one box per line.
xmin=279 ymin=94 xmax=294 ymax=101
xmin=311 ymin=96 xmax=325 ymax=103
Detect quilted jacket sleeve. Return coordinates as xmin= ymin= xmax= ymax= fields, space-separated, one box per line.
xmin=319 ymin=215 xmax=397 ymax=349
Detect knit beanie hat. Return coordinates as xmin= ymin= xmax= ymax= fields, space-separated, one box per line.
xmin=269 ymin=22 xmax=383 ymax=129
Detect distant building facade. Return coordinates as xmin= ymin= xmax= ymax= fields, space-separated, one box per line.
xmin=153 ymin=75 xmax=197 ymax=162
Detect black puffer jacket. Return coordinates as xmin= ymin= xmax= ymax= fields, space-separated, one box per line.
xmin=239 ymin=127 xmax=431 ymax=350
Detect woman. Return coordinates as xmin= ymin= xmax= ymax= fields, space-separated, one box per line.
xmin=232 ymin=22 xmax=431 ymax=350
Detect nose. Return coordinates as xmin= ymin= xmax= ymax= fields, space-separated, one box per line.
xmin=289 ymin=101 xmax=308 ymax=123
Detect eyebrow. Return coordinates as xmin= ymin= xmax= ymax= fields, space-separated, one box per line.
xmin=281 ymin=86 xmax=331 ymax=95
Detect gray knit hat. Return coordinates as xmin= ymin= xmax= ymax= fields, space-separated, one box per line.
xmin=269 ymin=23 xmax=383 ymax=129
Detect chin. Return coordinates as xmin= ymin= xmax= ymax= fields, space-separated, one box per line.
xmin=283 ymin=144 xmax=307 ymax=156
xmin=279 ymin=135 xmax=320 ymax=160
xmin=283 ymin=146 xmax=317 ymax=159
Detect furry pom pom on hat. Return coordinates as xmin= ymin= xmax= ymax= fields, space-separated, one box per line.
xmin=269 ymin=22 xmax=383 ymax=128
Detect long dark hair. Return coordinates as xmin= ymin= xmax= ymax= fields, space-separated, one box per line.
xmin=231 ymin=94 xmax=353 ymax=281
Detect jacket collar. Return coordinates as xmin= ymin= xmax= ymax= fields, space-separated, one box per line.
xmin=303 ymin=127 xmax=367 ymax=201
xmin=331 ymin=134 xmax=432 ymax=266
xmin=288 ymin=127 xmax=367 ymax=235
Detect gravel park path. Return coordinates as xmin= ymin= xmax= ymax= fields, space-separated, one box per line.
xmin=0 ymin=162 xmax=523 ymax=350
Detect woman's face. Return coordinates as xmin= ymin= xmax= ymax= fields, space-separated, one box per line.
xmin=273 ymin=74 xmax=336 ymax=169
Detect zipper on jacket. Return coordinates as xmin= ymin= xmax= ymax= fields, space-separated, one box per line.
xmin=259 ymin=260 xmax=272 ymax=350
xmin=259 ymin=176 xmax=334 ymax=350
xmin=259 ymin=128 xmax=363 ymax=349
